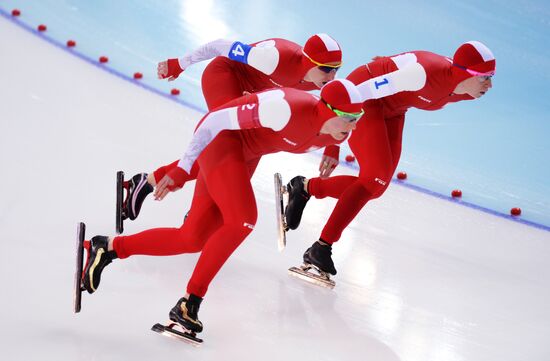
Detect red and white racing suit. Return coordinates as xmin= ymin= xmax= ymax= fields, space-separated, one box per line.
xmin=308 ymin=51 xmax=474 ymax=242
xmin=114 ymin=88 xmax=344 ymax=297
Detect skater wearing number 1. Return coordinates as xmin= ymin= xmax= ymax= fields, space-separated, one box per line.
xmin=283 ymin=41 xmax=496 ymax=284
xmin=76 ymin=79 xmax=364 ymax=342
xmin=117 ymin=34 xmax=344 ymax=233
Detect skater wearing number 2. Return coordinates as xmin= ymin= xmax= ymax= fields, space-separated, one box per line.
xmin=76 ymin=79 xmax=364 ymax=342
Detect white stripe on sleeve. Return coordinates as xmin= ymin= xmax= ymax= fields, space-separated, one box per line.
xmin=178 ymin=39 xmax=234 ymax=69
xmin=177 ymin=107 xmax=238 ymax=173
xmin=356 ymin=54 xmax=427 ymax=101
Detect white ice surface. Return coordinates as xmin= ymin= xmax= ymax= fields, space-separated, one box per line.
xmin=1 ymin=18 xmax=549 ymax=361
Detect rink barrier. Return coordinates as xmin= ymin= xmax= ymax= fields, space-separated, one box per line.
xmin=391 ymin=172 xmax=548 ymax=231
xmin=1 ymin=6 xmax=548 ymax=233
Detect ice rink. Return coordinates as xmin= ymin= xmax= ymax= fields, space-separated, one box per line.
xmin=1 ymin=16 xmax=549 ymax=361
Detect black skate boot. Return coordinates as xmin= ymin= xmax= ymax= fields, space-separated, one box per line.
xmin=284 ymin=176 xmax=311 ymax=230
xmin=303 ymin=240 xmax=337 ymax=275
xmin=82 ymin=236 xmax=117 ymax=294
xmin=169 ymin=294 xmax=204 ymax=333
xmin=124 ymin=173 xmax=154 ymax=221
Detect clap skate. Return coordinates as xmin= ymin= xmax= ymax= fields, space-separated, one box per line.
xmin=152 ymin=296 xmax=204 ymax=345
xmin=288 ymin=264 xmax=336 ymax=289
xmin=288 ymin=241 xmax=337 ymax=289
xmin=74 ymin=222 xmax=117 ymax=313
xmin=274 ymin=173 xmax=289 ymax=251
xmin=116 ymin=171 xmax=153 ymax=234
xmin=151 ymin=322 xmax=203 ymax=346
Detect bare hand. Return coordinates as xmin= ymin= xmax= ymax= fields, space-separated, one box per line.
xmin=154 ymin=175 xmax=181 ymax=201
xmin=319 ymin=155 xmax=338 ymax=178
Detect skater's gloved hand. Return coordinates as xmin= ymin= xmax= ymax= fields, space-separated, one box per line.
xmin=319 ymin=145 xmax=339 ymax=178
xmin=154 ymin=167 xmax=189 ymax=200
xmin=157 ymin=59 xmax=184 ymax=81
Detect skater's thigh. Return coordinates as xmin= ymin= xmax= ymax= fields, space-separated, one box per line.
xmin=201 ymin=61 xmax=244 ymax=110
xmin=206 ymin=158 xmax=258 ymax=226
xmin=350 ymin=109 xmax=393 ymax=182
xmin=197 ymin=134 xmax=258 ymax=226
xmin=183 ymin=174 xmax=224 ymax=243
xmin=385 ymin=114 xmax=406 ymax=172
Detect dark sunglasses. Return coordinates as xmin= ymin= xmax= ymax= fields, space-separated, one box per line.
xmin=318 ymin=66 xmax=340 ymax=73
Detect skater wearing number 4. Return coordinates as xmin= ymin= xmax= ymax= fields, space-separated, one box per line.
xmin=75 ymin=79 xmax=364 ymax=343
xmin=282 ymin=41 xmax=496 ymax=287
xmin=116 ymin=33 xmax=344 ymax=233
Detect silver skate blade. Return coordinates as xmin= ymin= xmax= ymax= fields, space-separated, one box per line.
xmin=288 ymin=265 xmax=336 ymax=289
xmin=115 ymin=171 xmax=124 ymax=234
xmin=151 ymin=322 xmax=203 ymax=346
xmin=274 ymin=173 xmax=287 ymax=252
xmin=73 ymin=222 xmax=86 ymax=313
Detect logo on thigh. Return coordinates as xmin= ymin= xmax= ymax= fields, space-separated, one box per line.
xmin=374 ymin=177 xmax=387 ymax=186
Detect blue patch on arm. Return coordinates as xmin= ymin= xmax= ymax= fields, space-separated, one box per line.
xmin=228 ymin=41 xmax=252 ymax=64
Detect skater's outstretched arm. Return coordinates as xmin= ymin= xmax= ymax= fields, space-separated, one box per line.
xmin=157 ymin=39 xmax=234 ymax=81
xmin=356 ymin=53 xmax=427 ymax=101
xmin=157 ymin=38 xmax=281 ymax=81
xmin=154 ymin=90 xmax=291 ymax=200
xmin=178 ymin=90 xmax=289 ymax=174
